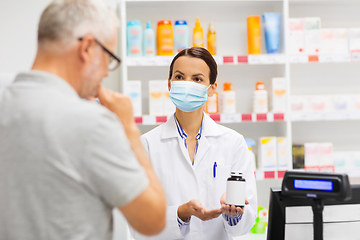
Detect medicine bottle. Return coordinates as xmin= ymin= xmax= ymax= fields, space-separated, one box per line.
xmin=225 ymin=171 xmax=246 ymax=207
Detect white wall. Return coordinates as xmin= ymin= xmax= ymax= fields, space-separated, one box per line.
xmin=0 ymin=0 xmax=120 ymax=91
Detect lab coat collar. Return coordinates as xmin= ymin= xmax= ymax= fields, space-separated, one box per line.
xmin=161 ymin=112 xmax=223 ymax=140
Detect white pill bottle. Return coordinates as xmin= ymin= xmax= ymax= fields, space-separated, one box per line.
xmin=225 ymin=171 xmax=246 ymax=207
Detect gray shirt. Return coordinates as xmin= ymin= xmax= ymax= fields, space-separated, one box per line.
xmin=0 ymin=71 xmax=149 ymax=240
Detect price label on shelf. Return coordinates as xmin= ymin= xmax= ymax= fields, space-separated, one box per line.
xmin=351 ymin=50 xmax=360 ymax=62
xmin=256 ymin=113 xmax=267 ymax=121
xmin=273 ymin=113 xmax=285 ymax=121
xmin=291 ymin=112 xmax=306 ymax=121
xmin=333 ymin=54 xmax=351 ymax=63
xmin=157 ymin=56 xmax=173 ymax=66
xmin=142 ymin=115 xmax=156 ymax=125
xmin=274 ymin=54 xmax=286 ymax=64
xmin=241 ymin=113 xmax=252 ymax=122
xmin=237 ymin=56 xmax=248 ymax=64
xmin=304 ymin=112 xmax=324 ymax=121
xmin=156 ymin=116 xmax=167 ymax=123
xmin=223 ymin=56 xmax=234 ymax=64
xmin=308 ymin=55 xmax=319 ymax=62
xmin=248 ymin=55 xmax=263 ymax=64
xmin=325 ymin=112 xmax=348 ymax=121
xmin=134 ymin=116 xmax=143 ymax=124
xmin=220 ymin=113 xmax=241 ymax=123
xmin=210 ymin=114 xmax=221 ymax=122
xmin=289 ymin=54 xmax=308 ymax=63
xmin=319 ymin=55 xmax=333 ymax=63
xmin=213 ymin=56 xmax=224 ymax=65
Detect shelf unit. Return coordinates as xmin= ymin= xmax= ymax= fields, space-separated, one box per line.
xmin=117 ymin=0 xmax=360 ymax=175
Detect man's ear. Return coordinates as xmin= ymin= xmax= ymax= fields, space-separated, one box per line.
xmin=78 ymin=35 xmax=95 ymax=63
xmin=208 ymin=82 xmax=217 ymax=97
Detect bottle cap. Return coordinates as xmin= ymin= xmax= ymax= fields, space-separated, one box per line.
xmin=195 ymin=18 xmax=201 ymax=27
xmin=209 ymin=22 xmax=215 ymax=32
xmin=256 ymin=81 xmax=265 ymax=90
xmin=158 ymin=20 xmax=172 ymax=26
xmin=175 ymin=20 xmax=187 ymax=25
xmin=127 ymin=20 xmax=141 ymax=27
xmin=146 ymin=21 xmax=151 ymax=29
xmin=224 ymin=82 xmax=232 ymax=91
xmin=231 ymin=171 xmax=242 ymax=177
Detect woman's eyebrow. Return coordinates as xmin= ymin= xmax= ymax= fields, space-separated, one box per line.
xmin=174 ymin=70 xmax=185 ymax=75
xmin=192 ymin=73 xmax=205 ymax=77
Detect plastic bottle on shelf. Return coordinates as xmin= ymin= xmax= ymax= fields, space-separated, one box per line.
xmin=247 ymin=16 xmax=261 ymax=55
xmin=221 ymin=82 xmax=236 ymax=114
xmin=253 ymin=81 xmax=268 ymax=113
xmin=207 ymin=22 xmax=217 ymax=55
xmin=193 ymin=18 xmax=204 ymax=47
xmin=157 ymin=20 xmax=174 ymax=56
xmin=205 ymin=91 xmax=218 ymax=114
xmin=127 ymin=20 xmax=142 ymax=56
xmin=143 ymin=21 xmax=155 ymax=57
xmin=174 ymin=20 xmax=189 ymax=53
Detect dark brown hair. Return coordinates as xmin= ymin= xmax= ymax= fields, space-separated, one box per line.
xmin=169 ymin=47 xmax=218 ymax=85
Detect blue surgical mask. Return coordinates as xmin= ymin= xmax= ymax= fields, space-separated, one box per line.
xmin=169 ymin=81 xmax=211 ymax=112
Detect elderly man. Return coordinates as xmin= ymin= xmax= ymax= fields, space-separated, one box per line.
xmin=0 ymin=0 xmax=166 ymax=239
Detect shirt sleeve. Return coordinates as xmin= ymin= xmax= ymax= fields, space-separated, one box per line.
xmin=223 ymin=135 xmax=257 ymax=237
xmin=80 ymin=110 xmax=149 ymax=208
xmin=222 ymin=213 xmax=243 ymax=226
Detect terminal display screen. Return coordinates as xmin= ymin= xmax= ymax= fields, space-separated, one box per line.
xmin=294 ymin=179 xmax=333 ymax=191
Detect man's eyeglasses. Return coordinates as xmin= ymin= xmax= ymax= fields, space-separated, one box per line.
xmin=78 ymin=37 xmax=121 ymax=71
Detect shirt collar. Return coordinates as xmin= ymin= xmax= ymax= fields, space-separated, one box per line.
xmin=161 ymin=112 xmax=223 ymax=139
xmin=14 ymin=70 xmax=80 ymax=98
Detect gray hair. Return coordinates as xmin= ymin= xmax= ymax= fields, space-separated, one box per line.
xmin=38 ymin=0 xmax=119 ymax=50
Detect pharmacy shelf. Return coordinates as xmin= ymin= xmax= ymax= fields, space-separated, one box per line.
xmin=126 ymin=53 xmax=360 ymax=66
xmin=134 ymin=112 xmax=286 ymax=125
xmin=291 ymin=111 xmax=360 ymax=121
xmin=289 ymin=54 xmax=357 ymax=63
xmin=126 ymin=54 xmax=287 ymax=66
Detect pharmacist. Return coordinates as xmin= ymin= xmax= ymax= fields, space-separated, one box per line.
xmin=131 ymin=47 xmax=257 ymax=240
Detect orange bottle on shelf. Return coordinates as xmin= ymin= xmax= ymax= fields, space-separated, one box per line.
xmin=157 ymin=20 xmax=174 ymax=56
xmin=207 ymin=22 xmax=217 ymax=55
xmin=247 ymin=16 xmax=261 ymax=55
xmin=193 ymin=18 xmax=204 ymax=47
xmin=206 ymin=91 xmax=218 ymax=114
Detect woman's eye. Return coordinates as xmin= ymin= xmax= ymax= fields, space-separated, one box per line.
xmin=194 ymin=77 xmax=202 ymax=82
xmin=175 ymin=75 xmax=183 ymax=80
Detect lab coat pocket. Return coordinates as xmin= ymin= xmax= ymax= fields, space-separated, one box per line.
xmin=208 ymin=164 xmax=231 ymax=209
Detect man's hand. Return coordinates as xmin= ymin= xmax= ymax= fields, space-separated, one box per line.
xmin=97 ymin=85 xmax=136 ymax=130
xmin=178 ymin=199 xmax=222 ymax=222
xmin=220 ymin=193 xmax=249 ymax=217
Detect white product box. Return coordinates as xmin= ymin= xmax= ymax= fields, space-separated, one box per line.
xmin=271 ymin=77 xmax=287 ymax=113
xmin=259 ymin=137 xmax=277 ymax=171
xmin=126 ymin=81 xmax=142 ymax=117
xmin=318 ymin=142 xmax=333 ymax=166
xmin=289 ymin=18 xmax=305 ymax=54
xmin=309 ymin=95 xmax=333 ymax=112
xmin=162 ymin=80 xmax=175 ymax=116
xmin=349 ymin=28 xmax=360 ymax=51
xmin=333 ymin=95 xmax=352 ymax=111
xmin=304 ymin=142 xmax=319 ymax=167
xmin=333 ymin=28 xmax=349 ymax=54
xmin=149 ymin=80 xmax=165 ymax=116
xmin=290 ymin=96 xmax=310 ymax=112
xmin=277 ymin=137 xmax=288 ymax=170
xmin=333 ymin=151 xmax=360 ymax=177
xmin=304 ymin=18 xmax=321 ymax=55
xmin=320 ymin=28 xmax=334 ymax=54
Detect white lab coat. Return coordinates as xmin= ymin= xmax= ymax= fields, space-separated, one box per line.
xmin=131 ymin=114 xmax=257 ymax=240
